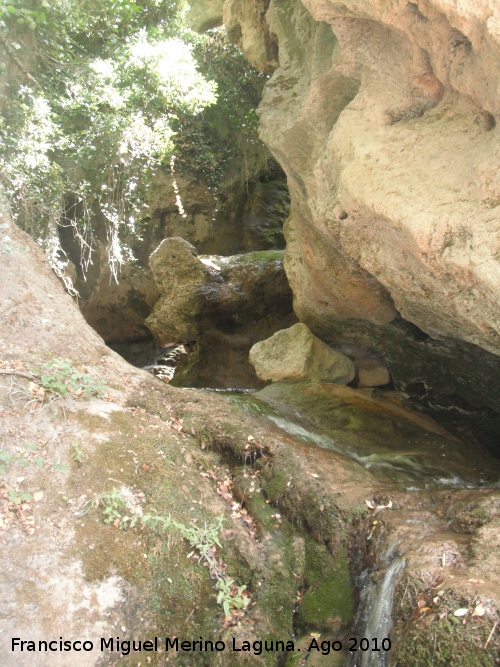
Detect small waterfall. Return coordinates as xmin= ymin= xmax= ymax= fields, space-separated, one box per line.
xmin=347 ymin=547 xmax=405 ymax=667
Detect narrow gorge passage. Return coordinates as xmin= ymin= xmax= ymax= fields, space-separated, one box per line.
xmin=1 ymin=1 xmax=500 ymax=666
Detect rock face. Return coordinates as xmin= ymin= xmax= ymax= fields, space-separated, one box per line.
xmin=355 ymin=356 xmax=391 ymax=388
xmin=188 ymin=0 xmax=500 ymax=448
xmin=187 ymin=0 xmax=223 ymax=32
xmin=145 ymin=239 xmax=297 ymax=387
xmin=249 ymin=322 xmax=355 ymax=383
xmin=224 ymin=0 xmax=279 ymax=73
xmin=78 ymin=262 xmax=159 ymax=344
xmin=223 ymin=0 xmax=500 ymax=356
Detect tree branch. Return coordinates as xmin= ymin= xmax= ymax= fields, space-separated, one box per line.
xmin=0 ymin=369 xmax=39 ymax=381
xmin=0 ymin=33 xmax=41 ymax=89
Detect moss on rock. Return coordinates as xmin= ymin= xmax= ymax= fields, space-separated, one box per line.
xmin=296 ymin=541 xmax=354 ymax=633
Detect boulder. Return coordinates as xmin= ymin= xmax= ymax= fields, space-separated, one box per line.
xmin=145 ymin=241 xmax=296 ymax=387
xmin=217 ymin=0 xmax=500 ymax=448
xmin=249 ymin=322 xmax=355 ymax=384
xmin=355 ymin=357 xmax=391 ymax=388
xmin=146 ymin=237 xmax=211 ymax=345
xmin=249 ymin=0 xmax=500 ymax=355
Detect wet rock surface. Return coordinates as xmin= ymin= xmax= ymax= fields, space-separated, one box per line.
xmin=233 ymin=380 xmax=500 ymax=488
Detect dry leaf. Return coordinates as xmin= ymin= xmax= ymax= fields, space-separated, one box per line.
xmin=453 ymin=608 xmax=468 ymax=617
xmin=375 ymin=500 xmax=393 ymax=511
xmin=473 ymin=604 xmax=486 ymax=617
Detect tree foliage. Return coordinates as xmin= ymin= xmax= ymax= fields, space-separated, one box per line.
xmin=0 ymin=0 xmax=267 ymax=283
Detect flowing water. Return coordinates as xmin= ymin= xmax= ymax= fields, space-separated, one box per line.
xmin=228 ymin=382 xmax=500 ymax=489
xmin=346 ymin=546 xmax=405 ymax=667
xmin=222 ymin=380 xmax=500 ymax=664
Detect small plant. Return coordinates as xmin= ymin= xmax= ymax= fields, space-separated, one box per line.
xmin=21 ymin=443 xmax=45 ymax=468
xmin=33 ymin=455 xmax=46 ymax=469
xmin=39 ymin=358 xmax=106 ymax=398
xmin=52 ymin=462 xmax=69 ymax=472
xmin=0 ymin=449 xmax=16 ymax=475
xmin=0 ymin=445 xmax=46 ymax=473
xmin=92 ymin=488 xmax=250 ymax=618
xmin=8 ymin=489 xmax=33 ymax=505
xmin=97 ymin=487 xmax=128 ymax=525
xmin=71 ymin=440 xmax=84 ymax=465
xmin=16 ymin=452 xmax=30 ymax=467
xmin=216 ymin=577 xmax=249 ymax=618
xmin=142 ymin=511 xmax=249 ymax=617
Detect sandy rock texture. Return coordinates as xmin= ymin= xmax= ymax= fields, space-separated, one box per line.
xmin=222 ymin=0 xmax=500 ymax=356
xmin=187 ymin=0 xmax=223 ymax=31
xmin=355 ymin=356 xmax=391 ymax=388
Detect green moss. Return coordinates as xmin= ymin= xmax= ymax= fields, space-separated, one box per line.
xmin=67 ymin=391 xmax=238 ymax=661
xmin=229 ymin=249 xmax=285 ymax=264
xmin=286 ymin=635 xmax=345 ymax=667
xmin=296 ymin=541 xmax=354 ymax=633
xmin=235 ymin=470 xmax=302 ymax=640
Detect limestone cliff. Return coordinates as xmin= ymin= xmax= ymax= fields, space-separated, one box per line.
xmin=188 ymin=0 xmax=500 ymax=441
xmin=221 ymin=0 xmax=500 ymax=355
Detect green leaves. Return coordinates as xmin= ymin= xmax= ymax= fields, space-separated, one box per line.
xmin=0 ymin=449 xmax=16 ymax=474
xmin=8 ymin=488 xmax=32 ymax=504
xmin=0 ymin=1 xmax=268 ymax=286
xmin=38 ymin=358 xmax=106 ymax=398
xmin=71 ymin=440 xmax=84 ymax=464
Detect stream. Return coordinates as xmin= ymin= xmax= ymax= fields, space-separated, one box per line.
xmin=131 ymin=340 xmax=500 ymax=664
xmin=222 ymin=380 xmax=500 ymax=665
xmin=227 ymin=381 xmax=500 ymax=490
